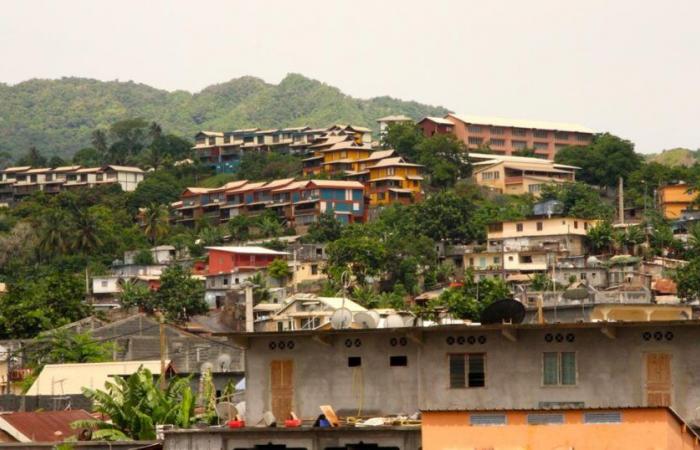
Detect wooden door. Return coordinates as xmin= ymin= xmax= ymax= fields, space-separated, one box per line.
xmin=270 ymin=360 xmax=294 ymax=421
xmin=646 ymin=353 xmax=672 ymax=406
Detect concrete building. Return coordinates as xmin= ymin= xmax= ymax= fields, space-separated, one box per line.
xmin=659 ymin=183 xmax=698 ymax=219
xmin=465 ymin=216 xmax=596 ymax=279
xmin=228 ymin=321 xmax=700 ymax=430
xmin=0 ymin=165 xmax=144 ymax=205
xmin=422 ymin=407 xmax=700 ymax=450
xmin=377 ymin=114 xmax=413 ymax=138
xmin=205 ymin=246 xmax=289 ymax=307
xmin=419 ymin=114 xmax=594 ymax=159
xmin=470 ymin=152 xmax=578 ymax=196
xmin=256 ymin=294 xmax=366 ymax=332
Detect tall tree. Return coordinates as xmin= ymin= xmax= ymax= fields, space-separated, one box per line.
xmin=142 ymin=203 xmax=171 ymax=245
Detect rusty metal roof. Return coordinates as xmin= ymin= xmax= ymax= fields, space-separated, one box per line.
xmin=0 ymin=410 xmax=94 ymax=442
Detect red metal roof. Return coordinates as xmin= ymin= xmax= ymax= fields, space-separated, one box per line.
xmin=0 ymin=410 xmax=94 ymax=442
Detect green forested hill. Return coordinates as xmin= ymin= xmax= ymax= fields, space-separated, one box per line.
xmin=0 ymin=73 xmax=448 ymax=159
xmin=645 ymin=147 xmax=699 ymax=167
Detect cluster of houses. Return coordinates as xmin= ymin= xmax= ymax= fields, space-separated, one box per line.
xmin=6 ymin=114 xmax=700 ymax=449
xmin=0 ymin=164 xmax=144 ymax=205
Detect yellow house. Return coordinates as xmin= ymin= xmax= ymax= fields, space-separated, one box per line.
xmin=659 ymin=183 xmax=698 ymax=219
xmin=366 ymin=156 xmax=424 ymax=205
xmin=470 ymin=153 xmax=577 ymax=196
xmin=319 ymin=142 xmax=374 ymax=173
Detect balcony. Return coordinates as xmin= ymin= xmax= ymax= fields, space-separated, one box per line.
xmin=505 ymin=176 xmax=524 ymax=185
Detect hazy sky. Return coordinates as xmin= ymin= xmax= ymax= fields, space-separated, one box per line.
xmin=1 ymin=0 xmax=699 ymax=153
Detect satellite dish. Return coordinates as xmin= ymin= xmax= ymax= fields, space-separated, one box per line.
xmin=385 ymin=314 xmax=406 ymax=328
xmin=587 ymin=256 xmax=601 ymax=267
xmin=215 ymin=402 xmax=238 ymax=421
xmin=480 ymin=298 xmax=526 ymax=325
xmin=217 ymin=354 xmax=232 ymax=371
xmin=200 ymin=362 xmax=214 ymax=373
xmin=353 ymin=311 xmax=379 ymax=329
xmin=330 ymin=308 xmax=353 ymax=329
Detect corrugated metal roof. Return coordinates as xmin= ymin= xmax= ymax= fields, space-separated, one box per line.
xmin=206 ymin=246 xmax=289 ymax=256
xmin=0 ymin=410 xmax=95 ymax=442
xmin=26 ymin=360 xmax=168 ymax=395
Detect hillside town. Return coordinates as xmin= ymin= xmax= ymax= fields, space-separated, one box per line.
xmin=1 ymin=107 xmax=700 ymax=450
xmin=2 ymin=2 xmax=700 ymax=448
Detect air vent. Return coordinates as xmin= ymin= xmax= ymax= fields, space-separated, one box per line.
xmin=470 ymin=414 xmax=506 ymax=426
xmin=527 ymin=413 xmax=564 ymax=425
xmin=584 ymin=412 xmax=621 ymax=424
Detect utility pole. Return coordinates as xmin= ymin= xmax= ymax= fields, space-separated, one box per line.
xmin=157 ymin=312 xmax=166 ymax=390
xmin=618 ymin=176 xmax=625 ymax=225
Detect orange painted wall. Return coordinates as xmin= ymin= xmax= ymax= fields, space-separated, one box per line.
xmin=422 ymin=409 xmax=700 ymax=450
xmin=659 ymin=184 xmax=698 ymax=219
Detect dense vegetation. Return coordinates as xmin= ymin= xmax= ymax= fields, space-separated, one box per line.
xmin=0 ymin=73 xmax=448 ymax=162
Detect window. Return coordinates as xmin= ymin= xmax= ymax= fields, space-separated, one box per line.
xmin=490 ymin=139 xmax=505 ymax=147
xmin=311 ymin=264 xmax=318 ymax=275
xmin=449 ymin=353 xmax=485 ymax=388
xmin=470 ymin=414 xmax=506 ymax=426
xmin=493 ymin=256 xmax=500 ymax=264
xmin=468 ymin=125 xmax=482 ymax=133
xmin=555 ymin=131 xmax=569 ymax=140
xmin=534 ymin=142 xmax=549 ymax=150
xmin=468 ymin=137 xmax=483 ymax=145
xmin=223 ymin=278 xmax=229 ymax=286
xmin=481 ymin=171 xmax=500 ymax=180
xmin=101 ymin=280 xmax=108 ymax=287
xmin=512 ymin=128 xmax=527 ymax=137
xmin=390 ymin=355 xmax=408 ymax=367
xmin=528 ymin=184 xmax=542 ymax=193
xmin=584 ymin=222 xmax=589 ymax=230
xmin=512 ymin=140 xmax=527 ymax=149
xmin=301 ymin=317 xmax=321 ymax=329
xmin=577 ymin=133 xmax=590 ymax=142
xmin=584 ymin=412 xmax=621 ymax=424
xmin=574 ymin=220 xmax=579 ymax=229
xmin=521 ymin=255 xmax=533 ymax=263
xmin=491 ymin=127 xmax=505 ymax=135
xmin=543 ymin=352 xmax=576 ymax=386
xmin=348 ymin=357 xmax=362 ymax=367
xmin=527 ymin=413 xmax=564 ymax=425
xmin=533 ymin=130 xmax=549 ymax=138
xmin=516 ymin=223 xmax=524 ymax=232
xmin=387 ymin=167 xmax=395 ymax=176
xmin=537 ymin=222 xmax=543 ymax=231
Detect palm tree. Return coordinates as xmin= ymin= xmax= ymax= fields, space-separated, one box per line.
xmin=37 ymin=210 xmax=70 ymax=259
xmin=71 ymin=208 xmax=103 ymax=253
xmin=142 ymin=204 xmax=171 ymax=245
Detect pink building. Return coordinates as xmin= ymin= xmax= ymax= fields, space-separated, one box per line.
xmin=419 ymin=114 xmax=594 ymax=160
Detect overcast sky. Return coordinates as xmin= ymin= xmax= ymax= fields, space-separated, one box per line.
xmin=1 ymin=0 xmax=699 ymax=153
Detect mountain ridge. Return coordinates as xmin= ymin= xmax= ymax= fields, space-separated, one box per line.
xmin=0 ymin=74 xmax=449 ymax=159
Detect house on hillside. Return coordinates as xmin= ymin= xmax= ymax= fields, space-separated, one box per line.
xmin=469 ymin=152 xmax=577 ymax=196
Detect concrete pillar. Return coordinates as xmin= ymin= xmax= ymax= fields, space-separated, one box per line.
xmin=245 ymin=285 xmax=254 ymax=332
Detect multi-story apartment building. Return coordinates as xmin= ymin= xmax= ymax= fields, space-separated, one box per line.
xmin=174 ymin=179 xmax=366 ymax=231
xmin=470 ymin=152 xmax=577 ymax=196
xmin=365 ymin=156 xmax=424 ymax=205
xmin=195 ymin=125 xmax=372 ymax=174
xmin=0 ymin=165 xmax=144 ymax=205
xmin=658 ymin=183 xmax=698 ymax=219
xmin=464 ymin=216 xmax=597 ymax=278
xmin=419 ymin=114 xmax=594 ymax=159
